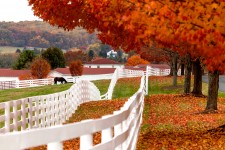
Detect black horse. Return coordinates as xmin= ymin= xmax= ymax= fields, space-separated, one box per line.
xmin=54 ymin=77 xmax=68 ymax=84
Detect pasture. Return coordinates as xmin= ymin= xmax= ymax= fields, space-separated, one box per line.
xmin=0 ymin=46 xmax=23 ymax=53
xmin=2 ymin=76 xmax=225 ymax=149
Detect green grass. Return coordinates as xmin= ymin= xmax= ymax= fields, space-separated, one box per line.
xmin=112 ymin=77 xmax=141 ymax=99
xmin=202 ymin=82 xmax=225 ymax=98
xmin=0 ymin=83 xmax=73 ymax=102
xmin=148 ymin=77 xmax=184 ymax=95
xmin=91 ymin=80 xmax=111 ymax=95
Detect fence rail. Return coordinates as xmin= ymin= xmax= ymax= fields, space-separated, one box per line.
xmin=0 ymin=81 xmax=16 ymax=90
xmin=0 ymin=71 xmax=146 ymax=150
xmin=0 ymin=80 xmax=101 ymax=134
xmin=0 ymin=67 xmax=160 ymax=149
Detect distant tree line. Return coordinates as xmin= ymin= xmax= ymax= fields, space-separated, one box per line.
xmin=0 ymin=21 xmax=99 ymax=49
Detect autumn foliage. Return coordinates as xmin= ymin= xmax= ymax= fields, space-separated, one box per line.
xmin=125 ymin=55 xmax=149 ymax=66
xmin=19 ymin=73 xmax=34 ymax=80
xmin=30 ymin=57 xmax=51 ymax=79
xmin=69 ymin=60 xmax=83 ymax=76
xmin=64 ymin=50 xmax=88 ymax=66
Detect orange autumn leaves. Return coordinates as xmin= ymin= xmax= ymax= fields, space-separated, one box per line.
xmin=19 ymin=57 xmax=51 ymax=80
xmin=137 ymin=94 xmax=225 ymax=150
xmin=125 ymin=55 xmax=149 ymax=66
xmin=29 ymin=0 xmax=225 ymax=72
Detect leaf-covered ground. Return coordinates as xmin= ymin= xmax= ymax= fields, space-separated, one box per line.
xmin=29 ymin=77 xmax=225 ymax=149
xmin=137 ymin=94 xmax=225 ymax=150
xmin=29 ymin=99 xmax=127 ymax=150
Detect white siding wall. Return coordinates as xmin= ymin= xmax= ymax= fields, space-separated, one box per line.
xmin=84 ymin=64 xmax=124 ymax=68
xmin=0 ymin=77 xmax=18 ymax=81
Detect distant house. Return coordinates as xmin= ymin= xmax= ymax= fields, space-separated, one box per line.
xmin=84 ymin=58 xmax=123 ymax=68
xmin=107 ymin=50 xmax=117 ymax=58
xmin=0 ymin=69 xmax=30 ymax=81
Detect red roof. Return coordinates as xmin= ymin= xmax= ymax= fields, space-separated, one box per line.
xmin=86 ymin=58 xmax=120 ymax=65
xmin=0 ymin=69 xmax=30 ymax=77
xmin=54 ymin=68 xmax=116 ymax=75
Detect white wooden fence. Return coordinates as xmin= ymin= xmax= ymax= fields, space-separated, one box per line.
xmin=0 ymin=80 xmax=100 ymax=134
xmin=101 ymin=68 xmax=144 ymax=100
xmin=0 ymin=72 xmax=146 ymax=150
xmin=16 ymin=78 xmax=54 ymax=88
xmin=147 ymin=67 xmax=181 ymax=76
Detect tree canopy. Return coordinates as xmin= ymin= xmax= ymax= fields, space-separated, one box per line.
xmin=41 ymin=47 xmax=65 ymax=69
xmin=28 ymin=0 xmax=225 ymax=111
xmin=30 ymin=57 xmax=51 ymax=79
xmin=13 ymin=50 xmax=35 ymax=69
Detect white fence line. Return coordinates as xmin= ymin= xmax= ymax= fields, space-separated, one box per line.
xmin=15 ymin=78 xmax=54 ymax=88
xmin=101 ymin=68 xmax=144 ymax=100
xmin=0 ymin=73 xmax=146 ymax=150
xmin=0 ymin=80 xmax=100 ymax=134
xmin=147 ymin=67 xmax=181 ymax=76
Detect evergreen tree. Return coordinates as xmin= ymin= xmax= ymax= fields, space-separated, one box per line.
xmin=41 ymin=47 xmax=65 ymax=69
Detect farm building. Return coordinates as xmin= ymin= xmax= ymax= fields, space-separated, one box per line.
xmin=50 ymin=68 xmax=116 ymax=81
xmin=84 ymin=58 xmax=123 ymax=68
xmin=0 ymin=69 xmax=30 ymax=81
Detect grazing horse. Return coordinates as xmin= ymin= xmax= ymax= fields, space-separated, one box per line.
xmin=54 ymin=77 xmax=67 ymax=84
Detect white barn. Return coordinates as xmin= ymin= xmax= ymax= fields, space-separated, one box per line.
xmin=84 ymin=58 xmax=123 ymax=69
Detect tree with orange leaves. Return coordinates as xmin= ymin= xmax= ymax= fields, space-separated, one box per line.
xmin=69 ymin=60 xmax=83 ymax=76
xmin=125 ymin=55 xmax=149 ymax=66
xmin=28 ymin=0 xmax=225 ymax=111
xmin=30 ymin=57 xmax=51 ymax=79
xmin=19 ymin=73 xmax=33 ymax=80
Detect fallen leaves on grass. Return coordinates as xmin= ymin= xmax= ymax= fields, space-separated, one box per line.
xmin=29 ymin=99 xmax=127 ymax=150
xmin=137 ymin=94 xmax=225 ymax=150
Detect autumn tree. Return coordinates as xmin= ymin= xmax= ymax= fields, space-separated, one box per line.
xmin=64 ymin=50 xmax=88 ymax=65
xmin=125 ymin=55 xmax=149 ymax=66
xmin=13 ymin=50 xmax=36 ymax=70
xmin=69 ymin=60 xmax=83 ymax=76
xmin=28 ymin=0 xmax=225 ymax=112
xmin=19 ymin=73 xmax=33 ymax=80
xmin=41 ymin=47 xmax=65 ymax=69
xmin=30 ymin=57 xmax=51 ymax=79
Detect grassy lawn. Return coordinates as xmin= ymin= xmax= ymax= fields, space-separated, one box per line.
xmin=91 ymin=79 xmax=111 ymax=95
xmin=112 ymin=77 xmax=141 ymax=98
xmin=148 ymin=76 xmax=184 ymax=95
xmin=0 ymin=83 xmax=73 ymax=103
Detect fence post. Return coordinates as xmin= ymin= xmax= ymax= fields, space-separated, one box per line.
xmin=120 ymin=106 xmax=129 ymax=149
xmin=5 ymin=102 xmax=10 ymax=133
xmin=28 ymin=98 xmax=33 ymax=129
xmin=13 ymin=101 xmax=18 ymax=131
xmin=101 ymin=115 xmax=113 ymax=143
xmin=145 ymin=66 xmax=149 ymax=95
xmin=114 ymin=111 xmax=122 ymax=150
xmin=47 ymin=142 xmax=63 ymax=150
xmin=80 ymin=120 xmax=93 ymax=150
xmin=21 ymin=99 xmax=26 ymax=130
xmin=35 ymin=97 xmax=40 ymax=127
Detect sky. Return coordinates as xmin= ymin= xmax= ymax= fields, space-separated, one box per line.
xmin=0 ymin=0 xmax=41 ymax=22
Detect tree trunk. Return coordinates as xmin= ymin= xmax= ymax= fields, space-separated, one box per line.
xmin=192 ymin=58 xmax=203 ymax=96
xmin=172 ymin=54 xmax=178 ymax=86
xmin=184 ymin=53 xmax=192 ymax=94
xmin=205 ymin=71 xmax=219 ymax=112
xmin=181 ymin=64 xmax=185 ymax=75
xmin=169 ymin=63 xmax=173 ymax=76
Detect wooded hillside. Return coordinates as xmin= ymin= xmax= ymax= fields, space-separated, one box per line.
xmin=0 ymin=21 xmax=99 ymax=50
